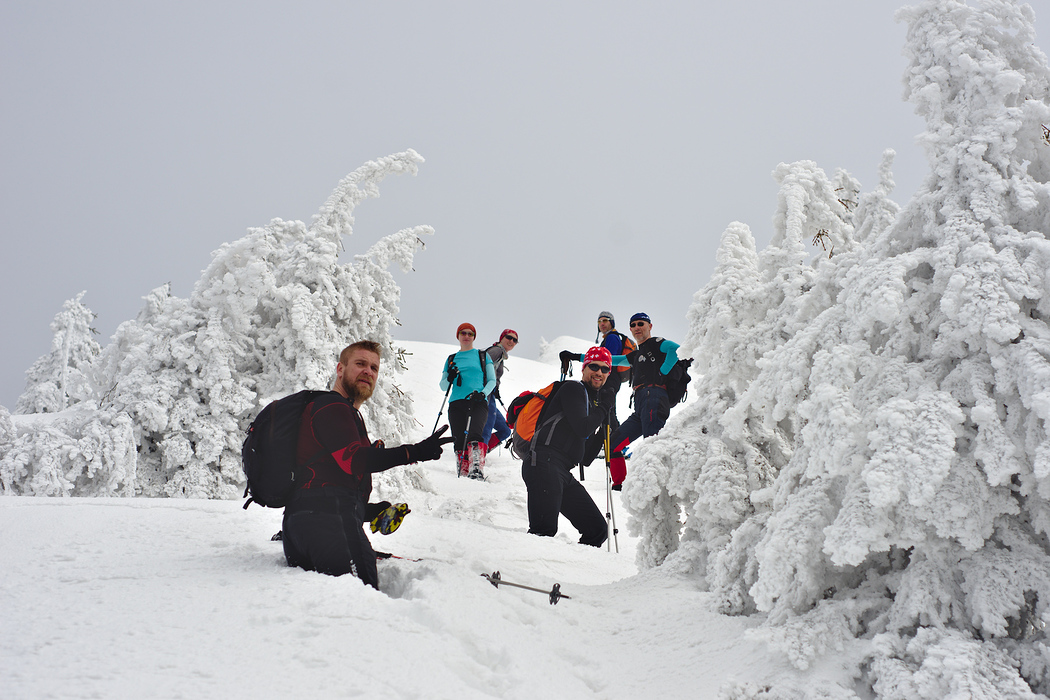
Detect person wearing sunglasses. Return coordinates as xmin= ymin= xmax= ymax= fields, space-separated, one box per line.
xmin=521 ymin=346 xmax=615 ymax=547
xmin=609 ymin=312 xmax=682 ymax=488
xmin=582 ymin=312 xmax=637 ymax=466
xmin=481 ymin=329 xmax=519 ymax=452
xmin=281 ymin=341 xmax=453 ymax=588
xmin=440 ymin=322 xmax=497 ymax=479
xmin=560 ymin=312 xmax=681 ymax=490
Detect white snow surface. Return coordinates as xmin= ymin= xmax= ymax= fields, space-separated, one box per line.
xmin=0 ymin=340 xmax=857 ymax=699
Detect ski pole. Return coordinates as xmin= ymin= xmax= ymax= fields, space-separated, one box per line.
xmin=604 ymin=422 xmax=619 ymax=553
xmin=433 ymin=383 xmax=453 ymax=434
xmin=481 ymin=571 xmax=571 ymax=605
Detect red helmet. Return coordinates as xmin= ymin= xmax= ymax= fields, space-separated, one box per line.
xmin=583 ymin=346 xmax=612 ymax=367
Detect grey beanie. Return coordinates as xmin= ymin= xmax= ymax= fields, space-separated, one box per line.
xmin=597 ymin=311 xmax=615 ymax=327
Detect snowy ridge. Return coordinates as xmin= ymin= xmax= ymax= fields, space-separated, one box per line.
xmin=0 ymin=340 xmax=852 ymax=699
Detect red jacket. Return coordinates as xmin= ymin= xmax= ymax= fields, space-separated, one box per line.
xmin=295 ymin=392 xmax=409 ymax=497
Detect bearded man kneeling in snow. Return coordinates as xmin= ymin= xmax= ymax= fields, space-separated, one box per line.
xmin=282 ymin=341 xmax=452 ymax=588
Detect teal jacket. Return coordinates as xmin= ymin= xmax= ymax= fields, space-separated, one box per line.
xmin=440 ymin=350 xmax=497 ymax=402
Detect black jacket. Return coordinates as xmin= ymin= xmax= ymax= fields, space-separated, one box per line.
xmin=532 ymin=381 xmax=610 ymax=466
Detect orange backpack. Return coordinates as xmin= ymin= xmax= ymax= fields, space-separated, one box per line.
xmin=505 ymin=381 xmax=565 ymax=460
xmin=612 ymin=331 xmax=637 ymax=379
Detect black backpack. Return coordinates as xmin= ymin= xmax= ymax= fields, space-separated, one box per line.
xmin=634 ymin=337 xmax=693 ymax=407
xmin=664 ymin=358 xmax=693 ymax=407
xmin=241 ymin=389 xmax=329 ymax=509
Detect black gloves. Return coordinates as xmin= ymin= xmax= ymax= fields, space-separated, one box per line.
xmin=598 ymin=384 xmax=616 ymax=410
xmin=447 ymin=363 xmax=460 ymax=384
xmin=559 ymin=350 xmax=577 ymax=376
xmin=406 ymin=425 xmax=454 ymax=462
xmin=466 ymin=390 xmax=487 ymax=406
xmin=363 ymin=500 xmax=392 ymax=523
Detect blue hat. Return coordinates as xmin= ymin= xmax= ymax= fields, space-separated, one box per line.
xmin=630 ymin=312 xmax=651 ymax=325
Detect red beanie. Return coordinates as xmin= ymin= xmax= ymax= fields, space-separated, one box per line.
xmin=583 ymin=346 xmax=612 ymax=366
xmin=456 ymin=322 xmax=477 ymax=339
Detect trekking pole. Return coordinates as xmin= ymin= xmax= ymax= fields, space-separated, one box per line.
xmin=433 ymin=383 xmax=453 ymax=434
xmin=604 ymin=423 xmax=619 ymax=553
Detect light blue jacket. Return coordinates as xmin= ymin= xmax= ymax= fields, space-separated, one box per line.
xmin=440 ymin=350 xmax=497 ymax=403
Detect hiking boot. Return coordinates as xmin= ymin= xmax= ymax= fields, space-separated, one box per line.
xmin=611 ymin=483 xmax=622 ymax=492
xmin=456 ymin=450 xmax=470 ymax=477
xmin=467 ymin=441 xmax=485 ymax=480
xmin=487 ymin=434 xmax=501 ymax=451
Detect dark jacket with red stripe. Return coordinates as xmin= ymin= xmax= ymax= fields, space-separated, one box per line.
xmin=295 ymin=392 xmax=412 ymax=499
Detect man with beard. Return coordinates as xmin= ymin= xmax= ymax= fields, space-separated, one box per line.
xmin=559 ymin=312 xmax=681 ymax=491
xmin=521 ymin=346 xmax=614 ymax=547
xmin=281 ymin=340 xmax=453 ymax=588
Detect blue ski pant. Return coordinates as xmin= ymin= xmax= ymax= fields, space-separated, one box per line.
xmin=482 ymin=394 xmax=512 ymax=444
xmin=611 ymin=385 xmax=670 ymax=450
xmin=607 ymin=386 xmax=670 ymax=486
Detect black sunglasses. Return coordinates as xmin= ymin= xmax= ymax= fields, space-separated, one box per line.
xmin=585 ymin=363 xmax=612 ymax=374
xmin=630 ymin=321 xmax=648 ymax=328
xmin=503 ymin=335 xmax=518 ymax=343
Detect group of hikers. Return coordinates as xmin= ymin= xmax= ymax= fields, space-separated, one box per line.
xmin=278 ymin=311 xmax=682 ymax=588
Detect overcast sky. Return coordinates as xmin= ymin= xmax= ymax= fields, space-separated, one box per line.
xmin=3 ymin=1 xmax=1047 ymax=409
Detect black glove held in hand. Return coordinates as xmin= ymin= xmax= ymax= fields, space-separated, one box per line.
xmin=559 ymin=350 xmax=577 ymax=364
xmin=363 ymin=501 xmax=392 ymax=523
xmin=406 ymin=425 xmax=454 ymax=462
xmin=446 ymin=364 xmax=459 ymax=383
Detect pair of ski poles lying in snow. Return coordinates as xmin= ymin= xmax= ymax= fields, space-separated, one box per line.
xmin=377 ymin=556 xmax=572 ymax=606
xmin=481 ymin=570 xmax=571 ymax=605
xmin=373 ymin=553 xmax=572 ymax=606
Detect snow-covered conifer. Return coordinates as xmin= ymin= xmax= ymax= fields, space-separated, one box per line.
xmin=15 ymin=292 xmax=101 ymax=414
xmin=4 ymin=151 xmax=430 ymax=499
xmin=0 ymin=407 xmax=137 ymax=497
xmin=628 ymin=0 xmax=1050 ymax=695
xmin=627 ymin=159 xmax=861 ymax=580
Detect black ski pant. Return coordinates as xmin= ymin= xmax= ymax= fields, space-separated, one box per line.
xmin=448 ymin=396 xmax=489 ymax=452
xmin=282 ymin=486 xmax=378 ymax=588
xmin=522 ymin=449 xmax=607 ymax=547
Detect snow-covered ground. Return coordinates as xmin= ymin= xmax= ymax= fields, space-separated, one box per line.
xmin=0 ymin=339 xmax=856 ymax=699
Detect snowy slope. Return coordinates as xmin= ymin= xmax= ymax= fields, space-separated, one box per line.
xmin=0 ymin=341 xmax=858 ymax=699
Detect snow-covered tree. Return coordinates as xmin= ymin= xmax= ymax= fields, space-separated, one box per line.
xmin=4 ymin=150 xmax=431 ymax=499
xmin=627 ymin=0 xmax=1050 ymax=696
xmin=0 ymin=406 xmax=137 ymax=497
xmin=15 ymin=292 xmax=101 ymax=414
xmin=628 ymin=159 xmax=862 ymax=581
